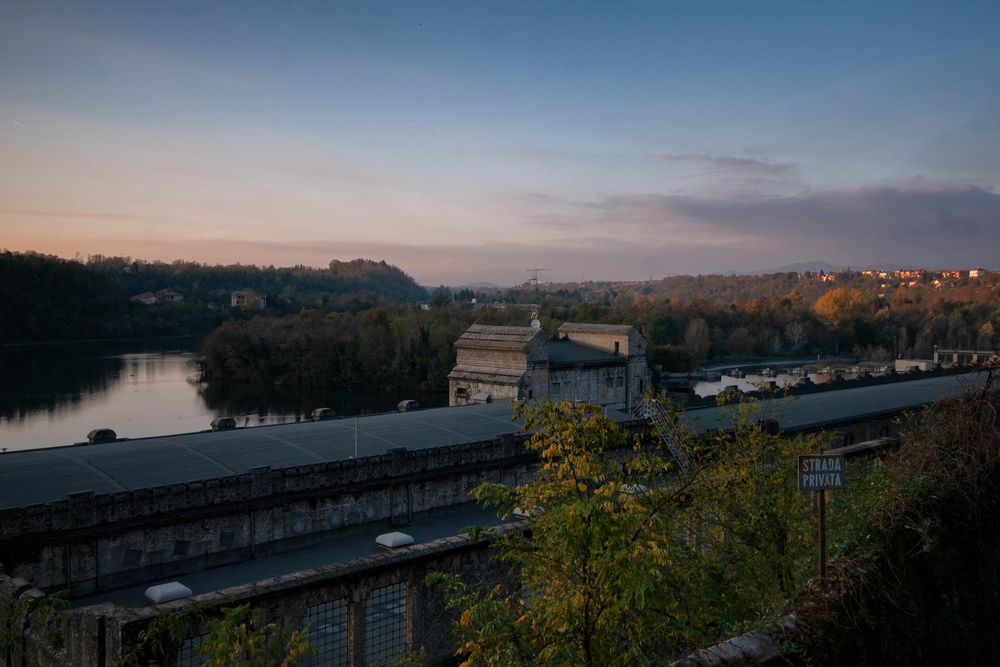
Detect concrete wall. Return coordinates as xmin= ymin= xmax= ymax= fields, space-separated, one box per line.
xmin=0 ymin=437 xmax=533 ymax=595
xmin=0 ymin=403 xmax=903 ymax=598
xmin=35 ymin=526 xmax=520 ymax=667
xmin=548 ymin=365 xmax=628 ymax=410
xmin=449 ymin=335 xmax=548 ymax=405
xmin=559 ymin=327 xmax=651 ymax=411
xmin=450 ymin=378 xmax=522 ymax=405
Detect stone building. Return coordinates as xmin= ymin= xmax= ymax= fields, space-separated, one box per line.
xmin=448 ymin=322 xmax=651 ymax=412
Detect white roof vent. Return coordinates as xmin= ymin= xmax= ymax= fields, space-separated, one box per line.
xmin=145 ymin=581 xmax=193 ymax=604
xmin=376 ymin=531 xmax=415 ymax=549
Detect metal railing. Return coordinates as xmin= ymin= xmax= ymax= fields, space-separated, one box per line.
xmin=633 ymin=398 xmax=696 ymax=475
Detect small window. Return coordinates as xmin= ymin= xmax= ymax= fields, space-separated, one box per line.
xmin=455 ymin=387 xmax=468 ymax=397
xmin=614 ymin=341 xmax=620 ymax=356
xmin=527 ymin=390 xmax=534 ymax=400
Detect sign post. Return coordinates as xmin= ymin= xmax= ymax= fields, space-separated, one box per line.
xmin=797 ymin=454 xmax=845 ymax=578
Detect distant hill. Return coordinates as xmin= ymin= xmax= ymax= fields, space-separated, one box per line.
xmin=0 ymin=252 xmax=428 ymax=344
xmin=85 ymin=256 xmax=427 ymax=306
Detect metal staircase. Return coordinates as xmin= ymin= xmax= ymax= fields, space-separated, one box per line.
xmin=633 ymin=398 xmax=696 ymax=475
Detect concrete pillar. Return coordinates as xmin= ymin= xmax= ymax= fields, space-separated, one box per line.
xmin=348 ymin=589 xmax=366 ymax=667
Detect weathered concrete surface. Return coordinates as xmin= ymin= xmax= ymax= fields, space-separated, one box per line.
xmin=0 ymin=437 xmax=534 ymax=594
xmin=672 ymin=631 xmax=785 ymax=666
xmin=55 ymin=525 xmax=520 ymax=666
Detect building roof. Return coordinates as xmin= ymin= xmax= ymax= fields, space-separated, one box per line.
xmin=0 ymin=402 xmax=528 ymax=510
xmin=447 ymin=366 xmax=527 ymax=384
xmin=558 ymin=323 xmax=635 ymax=335
xmin=454 ymin=324 xmax=547 ymax=352
xmin=0 ymin=372 xmax=986 ymax=511
xmin=547 ymin=339 xmax=624 ymax=367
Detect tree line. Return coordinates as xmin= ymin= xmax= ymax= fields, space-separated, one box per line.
xmin=6 ymin=249 xmax=997 ymax=388
xmin=0 ymin=251 xmax=428 ymax=344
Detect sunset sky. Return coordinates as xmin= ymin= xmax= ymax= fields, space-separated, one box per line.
xmin=2 ymin=1 xmax=998 ymax=284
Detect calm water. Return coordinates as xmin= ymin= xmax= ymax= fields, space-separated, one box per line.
xmin=0 ymin=341 xmax=446 ymax=451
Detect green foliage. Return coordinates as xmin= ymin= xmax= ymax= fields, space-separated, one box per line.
xmin=122 ymin=602 xmax=309 ymax=667
xmin=195 ymin=305 xmax=471 ymax=392
xmin=0 ymin=589 xmax=68 ymax=658
xmin=828 ymin=462 xmax=896 ymax=555
xmin=122 ymin=602 xmax=210 ymax=667
xmin=392 ymin=647 xmax=430 ymax=666
xmin=0 ymin=251 xmax=129 ymax=343
xmin=428 ymin=398 xmax=868 ymax=665
xmin=648 ymin=343 xmax=696 ymax=372
xmin=198 ymin=604 xmax=310 ymax=667
xmin=0 ymin=251 xmax=427 ymax=344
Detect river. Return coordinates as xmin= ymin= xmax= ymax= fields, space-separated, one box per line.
xmin=0 ymin=341 xmax=446 ymax=451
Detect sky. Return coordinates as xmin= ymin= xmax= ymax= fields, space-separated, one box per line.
xmin=1 ymin=1 xmax=999 ymax=285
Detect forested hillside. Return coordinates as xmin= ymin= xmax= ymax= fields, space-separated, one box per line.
xmin=85 ymin=256 xmax=427 ymax=308
xmin=0 ymin=251 xmax=129 ymax=342
xmin=0 ymin=252 xmax=427 ymax=344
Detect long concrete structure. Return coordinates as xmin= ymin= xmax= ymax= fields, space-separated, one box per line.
xmin=0 ymin=372 xmax=980 ymax=510
xmin=0 ymin=371 xmax=986 ymax=666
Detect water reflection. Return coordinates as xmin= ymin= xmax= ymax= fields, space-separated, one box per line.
xmin=0 ymin=345 xmax=126 ymax=422
xmin=197 ymin=381 xmax=448 ymax=426
xmin=0 ymin=342 xmax=447 ymax=451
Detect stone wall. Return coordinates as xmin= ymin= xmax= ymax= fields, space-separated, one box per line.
xmin=13 ymin=526 xmax=521 ymax=667
xmin=0 ymin=436 xmax=534 ymax=595
xmin=548 ymin=365 xmax=629 ymax=409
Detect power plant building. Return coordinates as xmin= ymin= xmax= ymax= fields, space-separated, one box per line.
xmin=448 ymin=322 xmax=651 ymax=412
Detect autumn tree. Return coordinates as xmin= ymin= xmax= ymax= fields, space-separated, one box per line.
xmin=429 ymin=399 xmax=830 ymax=666
xmin=784 ymin=321 xmax=808 ymax=352
xmin=813 ymin=287 xmax=868 ymax=353
xmin=684 ymin=317 xmax=712 ymax=360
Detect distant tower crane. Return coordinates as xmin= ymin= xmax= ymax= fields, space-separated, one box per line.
xmin=525 ymin=268 xmax=546 ymax=291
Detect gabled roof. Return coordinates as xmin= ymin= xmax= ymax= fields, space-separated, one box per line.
xmin=558 ymin=323 xmax=635 ymax=335
xmin=455 ymin=324 xmax=548 ymax=352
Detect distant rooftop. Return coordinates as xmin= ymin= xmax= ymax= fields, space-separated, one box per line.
xmin=558 ymin=323 xmax=635 ymax=335
xmin=547 ymin=339 xmax=623 ymax=366
xmin=454 ymin=324 xmax=546 ymax=351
